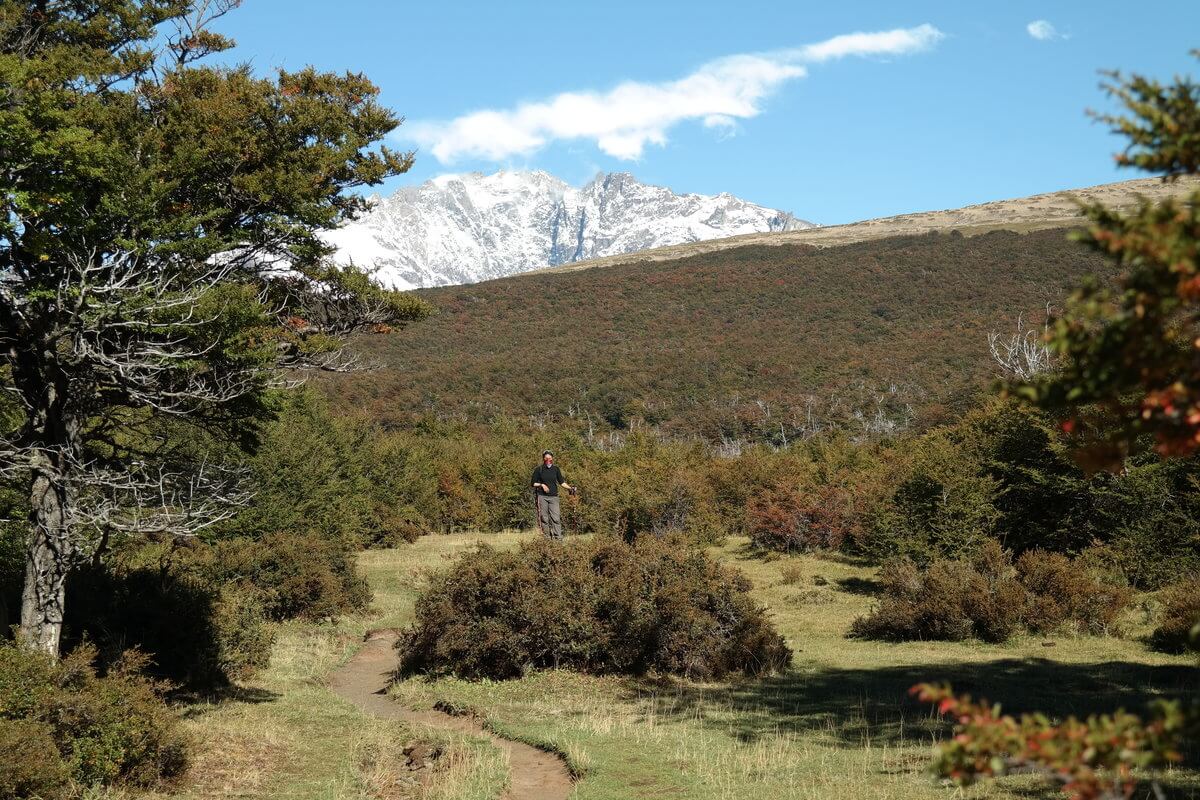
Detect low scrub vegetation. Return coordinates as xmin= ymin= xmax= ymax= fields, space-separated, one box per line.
xmin=0 ymin=717 xmax=71 ymax=800
xmin=338 ymin=229 xmax=1118 ymax=443
xmin=850 ymin=543 xmax=1131 ymax=642
xmin=399 ymin=535 xmax=792 ymax=680
xmin=59 ymin=530 xmax=369 ymax=692
xmin=237 ymin=393 xmax=1200 ymax=592
xmin=1150 ymin=577 xmax=1200 ymax=653
xmin=198 ymin=532 xmax=371 ymax=622
xmin=0 ymin=642 xmax=188 ymax=796
xmin=747 ymin=485 xmax=864 ymax=552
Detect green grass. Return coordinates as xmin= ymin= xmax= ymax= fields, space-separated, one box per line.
xmin=154 ymin=537 xmax=513 ymax=800
xmin=385 ymin=532 xmax=1199 ymax=800
xmin=162 ymin=531 xmax=1198 ymax=800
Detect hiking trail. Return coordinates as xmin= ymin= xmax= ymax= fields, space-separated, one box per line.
xmin=329 ymin=629 xmax=574 ymax=800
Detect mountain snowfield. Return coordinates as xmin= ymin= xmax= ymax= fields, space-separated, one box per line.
xmin=323 ymin=171 xmax=814 ymax=288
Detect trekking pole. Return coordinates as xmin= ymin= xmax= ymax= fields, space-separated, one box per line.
xmin=533 ymin=488 xmax=545 ymax=536
xmin=567 ymin=485 xmax=579 ymax=537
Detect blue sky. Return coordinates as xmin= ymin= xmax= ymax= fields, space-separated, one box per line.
xmin=215 ymin=1 xmax=1200 ymax=224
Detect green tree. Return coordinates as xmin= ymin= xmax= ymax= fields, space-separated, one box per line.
xmin=921 ymin=52 xmax=1200 ymax=800
xmin=1019 ymin=52 xmax=1200 ymax=465
xmin=0 ymin=1 xmax=429 ymax=655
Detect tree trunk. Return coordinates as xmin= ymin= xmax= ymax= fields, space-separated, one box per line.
xmin=19 ymin=441 xmax=76 ymax=657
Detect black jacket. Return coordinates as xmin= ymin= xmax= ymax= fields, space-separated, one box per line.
xmin=531 ymin=464 xmax=565 ymax=496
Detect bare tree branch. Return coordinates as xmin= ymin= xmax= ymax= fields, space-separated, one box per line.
xmin=989 ymin=308 xmax=1055 ymax=381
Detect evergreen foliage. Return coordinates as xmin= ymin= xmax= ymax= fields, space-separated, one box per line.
xmin=1017 ymin=52 xmax=1200 ymax=465
xmin=920 ymin=50 xmax=1200 ymax=800
xmin=0 ymin=0 xmax=429 ymax=654
xmin=399 ymin=536 xmax=792 ymax=681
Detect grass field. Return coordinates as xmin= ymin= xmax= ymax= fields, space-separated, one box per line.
xmin=166 ymin=532 xmax=1198 ymax=800
xmin=151 ymin=539 xmax=510 ymax=800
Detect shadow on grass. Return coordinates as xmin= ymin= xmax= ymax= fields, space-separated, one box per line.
xmin=627 ymin=658 xmax=1198 ymax=750
xmin=834 ymin=576 xmax=881 ymax=596
xmin=726 ymin=541 xmax=877 ymax=568
xmin=176 ymin=685 xmax=282 ymax=718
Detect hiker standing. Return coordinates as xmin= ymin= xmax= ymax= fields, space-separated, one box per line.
xmin=531 ymin=450 xmax=574 ymax=540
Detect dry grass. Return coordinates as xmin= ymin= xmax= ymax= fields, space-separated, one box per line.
xmin=540 ymin=175 xmax=1200 ymax=277
xmin=778 ymin=561 xmax=806 ymax=585
xmin=158 ymin=530 xmax=1198 ymax=800
xmin=152 ymin=535 xmax=514 ymax=800
xmin=177 ymin=723 xmax=282 ymax=798
xmin=385 ymin=532 xmax=1198 ymax=800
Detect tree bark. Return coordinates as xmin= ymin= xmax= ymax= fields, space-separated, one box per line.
xmin=17 ymin=364 xmax=79 ymax=657
xmin=19 ymin=451 xmax=74 ymax=656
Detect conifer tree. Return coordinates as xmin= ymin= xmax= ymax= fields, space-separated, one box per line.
xmin=920 ymin=52 xmax=1200 ymax=800
xmin=1018 ymin=52 xmax=1200 ymax=466
xmin=0 ymin=1 xmax=428 ymax=654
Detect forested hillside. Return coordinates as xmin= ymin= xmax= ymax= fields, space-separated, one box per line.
xmin=333 ymin=228 xmax=1115 ymax=441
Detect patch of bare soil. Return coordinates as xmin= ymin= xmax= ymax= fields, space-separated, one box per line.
xmin=330 ymin=630 xmax=574 ymax=800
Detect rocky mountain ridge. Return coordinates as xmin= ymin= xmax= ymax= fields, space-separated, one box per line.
xmin=322 ymin=170 xmax=813 ymax=288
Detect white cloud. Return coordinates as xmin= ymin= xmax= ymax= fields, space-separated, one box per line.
xmin=791 ymin=23 xmax=944 ymax=63
xmin=1026 ymin=20 xmax=1060 ymax=41
xmin=406 ymin=24 xmax=944 ymax=164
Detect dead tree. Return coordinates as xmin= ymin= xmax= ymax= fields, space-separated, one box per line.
xmin=988 ymin=310 xmax=1055 ymax=381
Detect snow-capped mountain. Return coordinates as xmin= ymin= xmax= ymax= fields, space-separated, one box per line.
xmin=323 ymin=171 xmax=814 ymax=289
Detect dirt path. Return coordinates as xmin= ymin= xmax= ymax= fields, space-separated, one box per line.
xmin=329 ymin=630 xmax=574 ymax=800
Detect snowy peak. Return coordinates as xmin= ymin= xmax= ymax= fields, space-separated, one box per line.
xmin=323 ymin=170 xmax=813 ymax=289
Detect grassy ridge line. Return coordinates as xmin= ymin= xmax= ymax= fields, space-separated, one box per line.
xmin=538 ymin=175 xmax=1200 ymax=277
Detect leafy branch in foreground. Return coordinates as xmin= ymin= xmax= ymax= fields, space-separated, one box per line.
xmin=1013 ymin=51 xmax=1200 ymax=467
xmin=927 ymin=48 xmax=1200 ymax=800
xmin=912 ymin=682 xmax=1198 ymax=800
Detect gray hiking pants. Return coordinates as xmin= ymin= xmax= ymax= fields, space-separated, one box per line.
xmin=536 ymin=494 xmax=563 ymax=540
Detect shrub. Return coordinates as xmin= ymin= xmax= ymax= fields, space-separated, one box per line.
xmin=1150 ymin=578 xmax=1200 ymax=653
xmin=851 ymin=543 xmax=1133 ymax=643
xmin=849 ymin=541 xmax=1025 ymax=643
xmin=203 ymin=531 xmax=371 ymax=621
xmin=0 ymin=719 xmax=71 ymax=800
xmin=230 ymin=391 xmax=379 ymax=546
xmin=865 ymin=431 xmax=998 ymax=562
xmin=1093 ymin=456 xmax=1200 ymax=588
xmin=212 ymin=585 xmax=275 ymax=681
xmin=1014 ymin=550 xmax=1131 ymax=635
xmin=399 ymin=535 xmax=792 ymax=680
xmin=0 ymin=642 xmax=188 ymax=790
xmin=360 ymin=507 xmax=425 ymax=548
xmin=779 ymin=562 xmax=805 ymax=585
xmin=747 ymin=485 xmax=860 ymax=552
xmin=65 ymin=529 xmax=365 ymax=691
xmin=968 ymin=402 xmax=1092 ymax=555
xmin=568 ymin=437 xmax=733 ymax=543
xmin=65 ymin=558 xmax=274 ymax=692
